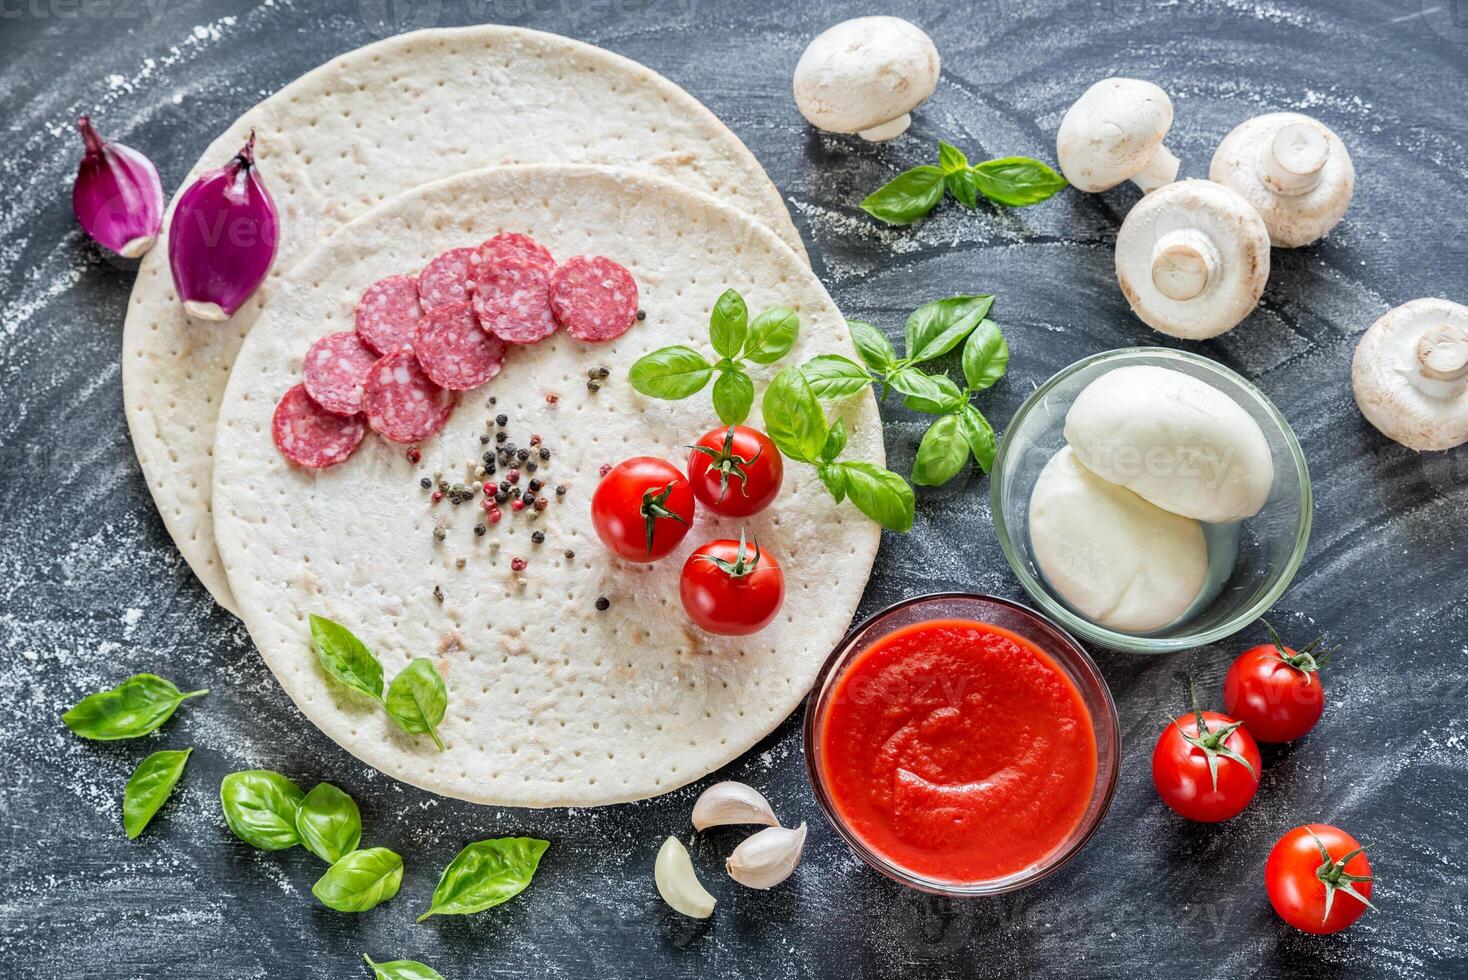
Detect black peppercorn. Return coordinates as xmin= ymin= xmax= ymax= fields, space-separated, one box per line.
xmin=525 ymin=462 xmax=538 ymax=474
xmin=516 ymin=448 xmax=529 ymax=461
xmin=420 ymin=477 xmax=432 ymax=489
xmin=495 ymin=431 xmax=508 ymax=443
xmin=596 ymin=366 xmax=610 ymax=379
xmin=531 ymin=530 xmax=545 ymax=544
xmin=474 ymin=523 xmax=486 ymax=537
xmin=488 ymin=396 xmax=497 ymax=405
xmin=595 ymin=596 xmax=610 ymax=611
xmin=564 ymin=549 xmax=575 ymax=560
xmin=636 ymin=309 xmax=646 ymax=321
xmin=538 ymin=447 xmax=551 ymax=460
xmin=495 ymin=490 xmax=508 ymax=504
xmin=496 ymin=413 xmax=508 ymax=426
xmin=555 ymin=484 xmax=567 ymax=496
xmin=528 ymin=479 xmax=543 ymax=492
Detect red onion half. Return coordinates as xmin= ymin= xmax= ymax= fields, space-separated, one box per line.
xmin=168 ymin=131 xmax=279 ymax=321
xmin=72 ymin=116 xmax=164 ymax=258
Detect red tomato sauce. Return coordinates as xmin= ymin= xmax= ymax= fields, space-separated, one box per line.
xmin=818 ymin=618 xmax=1097 ymax=883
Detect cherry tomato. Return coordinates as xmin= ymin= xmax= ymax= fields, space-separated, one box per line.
xmin=686 ymin=425 xmax=783 ymax=517
xmin=1223 ymin=622 xmax=1332 ymax=743
xmin=1152 ymin=703 xmax=1261 ymax=822
xmin=1266 ymin=824 xmax=1375 ymax=934
xmin=679 ymin=532 xmax=785 ymax=635
xmin=590 ymin=456 xmax=695 ymax=562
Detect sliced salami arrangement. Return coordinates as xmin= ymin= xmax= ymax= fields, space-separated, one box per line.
xmin=271 ymin=231 xmax=640 ymax=468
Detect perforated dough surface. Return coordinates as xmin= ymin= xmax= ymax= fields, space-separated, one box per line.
xmin=122 ymin=26 xmax=806 ymax=616
xmin=212 ymin=165 xmax=880 ymax=807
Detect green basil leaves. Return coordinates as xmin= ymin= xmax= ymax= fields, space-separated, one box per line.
xmin=418 ymin=837 xmax=549 ymax=922
xmin=309 ymin=615 xmax=449 ymax=751
xmin=364 ymin=956 xmax=446 ymax=980
xmin=862 ymin=140 xmax=1067 ymax=225
xmin=312 ymin=847 xmax=404 ymax=913
xmin=221 ymin=770 xmax=306 ymax=851
xmin=311 ymin=614 xmax=385 ymax=702
xmin=123 ymin=748 xmax=192 ymax=839
xmin=62 ymin=674 xmax=208 ymax=740
xmin=384 ymin=659 xmax=447 ymax=752
xmin=296 ymin=782 xmax=363 ymax=863
xmin=628 ymin=288 xmax=800 ymax=424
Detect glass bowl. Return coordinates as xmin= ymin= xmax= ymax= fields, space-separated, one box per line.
xmin=803 ymin=592 xmax=1120 ymax=897
xmin=991 ymin=347 xmax=1311 ymax=654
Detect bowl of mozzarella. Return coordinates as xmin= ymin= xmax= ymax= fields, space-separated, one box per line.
xmin=992 ymin=347 xmax=1311 ymax=653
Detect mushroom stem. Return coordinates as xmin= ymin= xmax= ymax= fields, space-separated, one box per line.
xmin=1149 ymin=229 xmax=1221 ymax=302
xmin=1260 ymin=122 xmax=1328 ymax=196
xmin=858 ymin=113 xmax=912 ymax=142
xmin=1411 ymin=322 xmax=1468 ymax=398
xmin=1131 ymin=143 xmax=1180 ymax=193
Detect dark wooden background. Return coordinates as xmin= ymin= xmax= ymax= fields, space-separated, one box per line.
xmin=2 ymin=1 xmax=1465 ymax=977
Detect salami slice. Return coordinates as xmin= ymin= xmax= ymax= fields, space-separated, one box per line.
xmin=472 ymin=255 xmax=558 ymax=344
xmin=355 ymin=275 xmax=422 ymax=355
xmin=361 ymin=349 xmax=456 ymax=444
xmin=548 ymin=256 xmax=640 ymax=342
xmin=272 ymin=384 xmax=366 ymax=468
xmin=417 ymin=247 xmax=477 ymax=312
xmin=414 ymin=301 xmax=508 ymax=390
xmin=469 ymin=232 xmax=556 ymax=275
xmin=302 ymin=330 xmax=378 ymax=415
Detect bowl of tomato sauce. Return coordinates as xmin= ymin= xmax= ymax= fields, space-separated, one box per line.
xmin=804 ymin=593 xmax=1120 ymax=896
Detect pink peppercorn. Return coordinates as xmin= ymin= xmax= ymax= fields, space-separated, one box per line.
xmin=407 ymin=448 xmax=421 ymax=464
xmin=599 ymin=463 xmax=612 ymax=478
xmin=488 ymin=509 xmax=503 ymax=524
xmin=511 ymin=498 xmax=526 ymax=512
xmin=507 ymin=469 xmax=521 ymax=484
xmin=511 ymin=557 xmax=527 ymax=571
xmin=431 ymin=491 xmax=443 ymax=502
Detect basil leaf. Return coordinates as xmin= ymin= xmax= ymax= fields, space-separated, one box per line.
xmin=742 ymin=307 xmax=799 ymax=364
xmin=837 ymin=461 xmax=915 ymax=532
xmin=310 ymin=615 xmax=384 ymax=703
xmin=711 ymin=368 xmax=755 ymax=425
xmin=902 ymin=373 xmax=965 ymax=415
xmin=385 ymin=659 xmax=448 ymax=751
xmin=62 ymin=674 xmax=208 ymax=741
xmin=886 ymin=366 xmax=946 ymax=403
xmin=961 ymin=319 xmax=1009 ymax=391
xmin=904 ymin=294 xmax=995 ymax=364
xmin=628 ymin=346 xmax=713 ymax=399
xmin=708 ymin=288 xmax=748 ymax=359
xmin=945 ymin=169 xmax=980 ymax=209
xmin=817 ymin=463 xmax=847 ymax=503
xmin=847 ymin=319 xmax=897 ymax=373
xmin=821 ymin=418 xmax=848 ymax=462
xmin=364 ymin=955 xmax=446 ymax=980
xmin=911 ymin=414 xmax=970 ymax=486
xmin=970 ymin=156 xmax=1068 ymax=207
xmin=860 ymin=165 xmax=945 ymax=225
xmin=220 ymin=770 xmax=304 ymax=851
xmin=959 ymin=405 xmax=999 ymax=473
xmin=296 ymin=782 xmax=362 ymax=864
xmin=800 ymin=354 xmax=872 ymax=402
xmin=123 ymin=748 xmax=192 ymax=839
xmin=312 ymin=847 xmax=403 ymax=913
xmin=760 ymin=367 xmax=828 ymax=463
xmin=418 ymin=837 xmax=549 ymax=922
xmin=937 ymin=140 xmax=969 ymax=174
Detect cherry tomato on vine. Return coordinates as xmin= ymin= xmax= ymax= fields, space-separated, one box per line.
xmin=1152 ymin=682 xmax=1261 ymax=822
xmin=1266 ymin=824 xmax=1376 ymax=934
xmin=590 ymin=456 xmax=695 ymax=562
xmin=686 ymin=425 xmax=783 ymax=518
xmin=679 ymin=531 xmax=785 ymax=635
xmin=1223 ymin=621 xmax=1333 ymax=743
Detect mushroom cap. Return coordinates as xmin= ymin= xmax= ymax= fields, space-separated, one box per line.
xmin=1056 ymin=78 xmax=1174 ymax=192
xmin=1210 ymin=112 xmax=1355 ymax=247
xmin=792 ymin=16 xmax=940 ymax=136
xmin=1115 ymin=180 xmax=1271 ymax=340
xmin=1352 ymin=298 xmax=1468 ymax=451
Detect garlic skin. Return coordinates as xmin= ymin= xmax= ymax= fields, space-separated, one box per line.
xmin=72 ymin=116 xmax=164 ymax=258
xmin=726 ymin=822 xmax=807 ymax=889
xmin=654 ymin=836 xmax=716 ymax=918
xmin=691 ymin=781 xmax=779 ymax=831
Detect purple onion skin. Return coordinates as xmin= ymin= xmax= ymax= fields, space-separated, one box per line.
xmin=73 ymin=116 xmax=164 ymax=258
xmin=168 ymin=131 xmax=279 ymax=321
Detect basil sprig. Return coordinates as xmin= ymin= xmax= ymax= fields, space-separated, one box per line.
xmin=761 ymin=368 xmax=915 ymax=532
xmin=418 ymin=837 xmax=549 ymax=922
xmin=312 ymin=847 xmax=404 ymax=913
xmin=62 ymin=674 xmax=208 ymax=740
xmin=296 ymin=781 xmax=363 ymax=864
xmin=861 ymin=140 xmax=1067 ymax=225
xmin=221 ymin=769 xmax=305 ymax=851
xmin=629 ymin=288 xmax=799 ymax=424
xmin=364 ymin=955 xmax=446 ymax=980
xmin=123 ymin=748 xmax=192 ymax=839
xmin=310 ymin=615 xmax=449 ymax=751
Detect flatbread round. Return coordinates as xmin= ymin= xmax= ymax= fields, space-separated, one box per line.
xmin=212 ymin=165 xmax=880 ymax=807
xmin=123 ymin=25 xmax=807 ymax=615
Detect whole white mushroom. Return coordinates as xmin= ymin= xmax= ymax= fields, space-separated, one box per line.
xmin=1056 ymin=78 xmax=1180 ymax=193
xmin=1209 ymin=112 xmax=1355 ymax=247
xmin=1352 ymin=298 xmax=1468 ymax=451
xmin=792 ymin=16 xmax=940 ymax=142
xmin=1114 ymin=180 xmax=1272 ymax=339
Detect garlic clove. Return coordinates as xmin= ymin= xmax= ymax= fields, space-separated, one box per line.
xmin=654 ymin=836 xmax=716 ymax=919
xmin=72 ymin=116 xmax=164 ymax=258
xmin=725 ymin=822 xmax=807 ymax=890
xmin=691 ymin=781 xmax=780 ymax=831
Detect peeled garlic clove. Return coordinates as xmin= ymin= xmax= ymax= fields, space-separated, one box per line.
xmin=168 ymin=131 xmax=279 ymax=321
xmin=654 ymin=836 xmax=716 ymax=918
xmin=72 ymin=116 xmax=164 ymax=258
xmin=726 ymin=822 xmax=807 ymax=890
xmin=691 ymin=781 xmax=780 ymax=831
